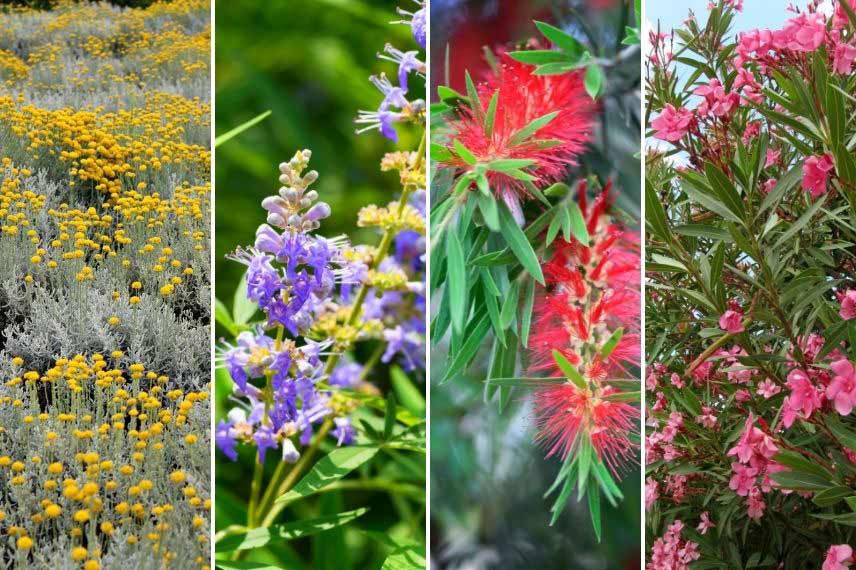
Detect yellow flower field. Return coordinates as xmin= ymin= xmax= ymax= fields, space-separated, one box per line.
xmin=0 ymin=1 xmax=210 ymax=568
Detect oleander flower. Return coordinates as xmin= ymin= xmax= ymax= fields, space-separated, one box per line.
xmin=824 ymin=544 xmax=854 ymax=570
xmin=651 ymin=104 xmax=694 ymax=142
xmin=442 ymin=51 xmax=595 ymax=218
xmin=803 ymin=153 xmax=835 ymax=197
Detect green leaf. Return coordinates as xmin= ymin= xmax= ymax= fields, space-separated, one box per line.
xmin=769 ymin=470 xmax=832 ymax=491
xmin=453 ymin=140 xmax=476 ymax=165
xmin=520 ymin=277 xmax=536 ymax=348
xmin=216 ymin=562 xmax=283 ymax=570
xmin=215 ymin=110 xmax=272 ymax=148
xmin=437 ymin=85 xmax=466 ymax=103
xmin=826 ymin=415 xmax=856 ymax=451
xmin=600 ymin=328 xmax=624 ymax=358
xmin=507 ymin=50 xmax=568 ymax=64
xmin=584 ymin=64 xmax=604 ymax=99
xmin=430 ymin=143 xmax=453 ymax=162
xmin=533 ymin=62 xmax=576 ymax=75
xmin=534 ymin=20 xmax=584 ymax=57
xmin=487 ymin=159 xmax=537 ymax=171
xmin=645 ymin=181 xmax=672 ymax=241
xmin=509 ymin=111 xmax=559 ymax=146
xmin=485 ymin=376 xmax=566 ymax=387
xmin=812 ymin=486 xmax=853 ymax=507
xmin=390 ymin=366 xmax=425 ymax=417
xmin=381 ymin=544 xmax=427 ymax=570
xmin=566 ymin=201 xmax=590 ymax=245
xmin=233 ymin=270 xmax=257 ymax=325
xmin=440 ymin=312 xmax=491 ymax=384
xmin=275 ymin=447 xmax=379 ymax=504
xmin=445 ymin=228 xmax=467 ymax=334
xmin=476 ymin=192 xmax=500 ymax=232
xmin=544 ymin=182 xmax=571 ymax=197
xmin=773 ymin=451 xmax=833 ymax=479
xmin=383 ymin=393 xmax=397 ymax=441
xmin=552 ymin=350 xmax=586 ymax=389
xmin=704 ymin=162 xmax=745 ymax=222
xmin=465 ymin=70 xmax=484 ymax=125
xmin=772 ymin=194 xmax=827 ymax=250
xmin=484 ymin=90 xmax=499 ymax=138
xmin=216 ymin=509 xmax=368 ymax=552
xmin=500 ymin=281 xmax=520 ymax=330
xmin=215 ymin=297 xmax=237 ymax=336
xmin=588 ymin=480 xmax=602 ymax=542
xmin=497 ymin=203 xmax=545 ymax=284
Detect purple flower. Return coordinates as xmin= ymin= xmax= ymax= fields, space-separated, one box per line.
xmin=382 ymin=325 xmax=425 ymax=371
xmin=253 ymin=424 xmax=279 ymax=463
xmin=410 ymin=7 xmax=426 ymax=49
xmin=331 ymin=417 xmax=357 ymax=446
xmin=379 ymin=44 xmax=424 ymax=90
xmin=371 ymin=74 xmax=410 ymax=111
xmin=216 ymin=420 xmax=238 ymax=461
xmin=330 ymin=362 xmax=364 ymax=388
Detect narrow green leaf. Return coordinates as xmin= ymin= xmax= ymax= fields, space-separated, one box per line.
xmin=383 ymin=393 xmax=397 ymax=440
xmin=509 ymin=111 xmax=559 ymax=146
xmin=215 ymin=298 xmax=237 ymax=336
xmin=276 ymin=447 xmax=379 ymax=504
xmin=552 ymin=350 xmax=586 ymax=389
xmin=381 ymin=544 xmax=427 ymax=570
xmin=216 ymin=509 xmax=368 ymax=552
xmin=534 ymin=20 xmax=584 ymax=56
xmin=430 ymin=143 xmax=453 ymax=162
xmin=215 ymin=110 xmax=272 ymax=147
xmin=446 ymin=228 xmax=467 ymax=334
xmin=520 ymin=277 xmax=536 ymax=348
xmin=497 ymin=203 xmax=545 ymax=284
xmin=566 ymin=201 xmax=590 ymax=245
xmin=453 ymin=139 xmax=476 ymax=165
xmin=484 ymin=90 xmax=499 ymax=138
xmin=233 ymin=270 xmax=257 ymax=326
xmin=600 ymin=328 xmax=624 ymax=358
xmin=588 ymin=480 xmax=602 ymax=542
xmin=507 ymin=50 xmax=568 ymax=64
xmin=390 ymin=366 xmax=425 ymax=417
xmin=500 ymin=281 xmax=520 ymax=330
xmin=465 ymin=70 xmax=485 ymax=125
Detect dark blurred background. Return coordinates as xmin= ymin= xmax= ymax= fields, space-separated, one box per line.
xmin=214 ymin=1 xmax=425 ymax=568
xmin=430 ymin=1 xmax=641 ymax=568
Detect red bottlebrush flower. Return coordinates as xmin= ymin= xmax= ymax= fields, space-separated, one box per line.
xmin=529 ymin=180 xmax=641 ymax=379
xmin=533 ymin=382 xmax=639 ymax=475
xmin=441 ymin=51 xmax=596 ymax=220
xmin=528 ymin=180 xmax=639 ymax=476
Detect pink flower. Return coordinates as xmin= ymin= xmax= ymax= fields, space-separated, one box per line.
xmin=652 ymin=104 xmax=694 ymax=142
xmin=757 ymin=378 xmax=781 ymax=399
xmin=670 ymin=372 xmax=684 ymax=388
xmin=765 ymin=148 xmax=781 ymax=168
xmin=728 ymin=413 xmax=778 ymax=467
xmin=782 ymin=368 xmax=823 ymax=427
xmin=746 ymin=487 xmax=766 ymax=520
xmin=775 ymin=13 xmax=827 ymax=52
xmin=647 ymin=520 xmax=700 ymax=570
xmin=697 ymin=406 xmax=718 ymax=429
xmin=719 ymin=309 xmax=744 ymax=333
xmin=828 ymin=359 xmax=856 ymax=416
xmin=696 ymin=511 xmax=715 ymax=535
xmin=761 ymin=179 xmax=777 ymax=194
xmin=833 ymin=42 xmax=856 ymax=74
xmin=645 ymin=477 xmax=659 ymax=511
xmin=742 ymin=121 xmax=760 ymax=144
xmin=840 ymin=290 xmax=856 ymax=320
xmin=802 ymin=154 xmax=835 ymax=198
xmin=824 ymin=544 xmax=854 ymax=570
xmin=729 ymin=462 xmax=758 ymax=496
xmin=694 ymin=79 xmax=739 ymax=118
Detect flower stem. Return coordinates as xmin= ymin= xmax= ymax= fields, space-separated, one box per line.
xmin=323 ymin=128 xmax=425 ymax=376
xmin=247 ymin=456 xmax=264 ymax=526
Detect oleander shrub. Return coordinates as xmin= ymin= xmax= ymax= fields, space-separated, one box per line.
xmin=645 ymin=0 xmax=856 ymax=567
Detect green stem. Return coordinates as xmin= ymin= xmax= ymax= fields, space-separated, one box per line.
xmin=247 ymin=456 xmax=264 ymax=526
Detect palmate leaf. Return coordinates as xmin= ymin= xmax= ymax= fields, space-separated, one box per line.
xmin=216 ymin=508 xmax=369 ymax=552
xmin=275 ymin=446 xmax=379 ymax=505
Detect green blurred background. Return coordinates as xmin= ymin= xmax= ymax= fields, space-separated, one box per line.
xmin=214 ymin=0 xmax=425 ymax=567
xmin=429 ymin=1 xmax=642 ymax=568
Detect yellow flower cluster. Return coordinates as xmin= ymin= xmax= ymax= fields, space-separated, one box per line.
xmin=2 ymin=355 xmax=210 ymax=569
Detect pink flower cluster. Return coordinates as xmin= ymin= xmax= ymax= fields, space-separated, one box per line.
xmin=719 ymin=300 xmax=745 ymax=333
xmin=694 ymin=79 xmax=739 ymax=118
xmin=647 ymin=520 xmax=700 ymax=570
xmin=802 ymin=154 xmax=835 ymax=198
xmin=839 ymin=289 xmax=856 ymax=320
xmin=727 ymin=414 xmax=781 ymax=520
xmin=651 ymin=104 xmax=695 ymax=142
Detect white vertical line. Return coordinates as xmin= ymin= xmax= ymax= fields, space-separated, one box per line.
xmin=209 ymin=0 xmax=216 ymax=565
xmin=424 ymin=0 xmax=432 ymax=566
xmin=639 ymin=0 xmax=647 ymax=566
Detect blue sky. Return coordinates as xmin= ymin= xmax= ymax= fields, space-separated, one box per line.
xmin=646 ymin=0 xmax=792 ymax=34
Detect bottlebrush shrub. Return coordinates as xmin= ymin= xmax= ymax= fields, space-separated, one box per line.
xmin=0 ymin=1 xmax=211 ymax=568
xmin=645 ymin=1 xmax=856 ymax=567
xmin=430 ymin=5 xmax=641 ymax=538
xmin=213 ymin=3 xmax=427 ymax=567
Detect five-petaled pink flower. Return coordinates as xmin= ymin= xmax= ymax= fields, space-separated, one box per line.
xmin=828 ymin=359 xmax=856 ymax=416
xmin=651 ymin=104 xmax=694 ymax=142
xmin=824 ymin=544 xmax=854 ymax=570
xmin=696 ymin=511 xmax=715 ymax=535
xmin=719 ymin=309 xmax=744 ymax=334
xmin=840 ymin=290 xmax=856 ymax=320
xmin=802 ymin=154 xmax=835 ymax=198
xmin=833 ymin=42 xmax=856 ymax=75
xmin=757 ymin=378 xmax=781 ymax=399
